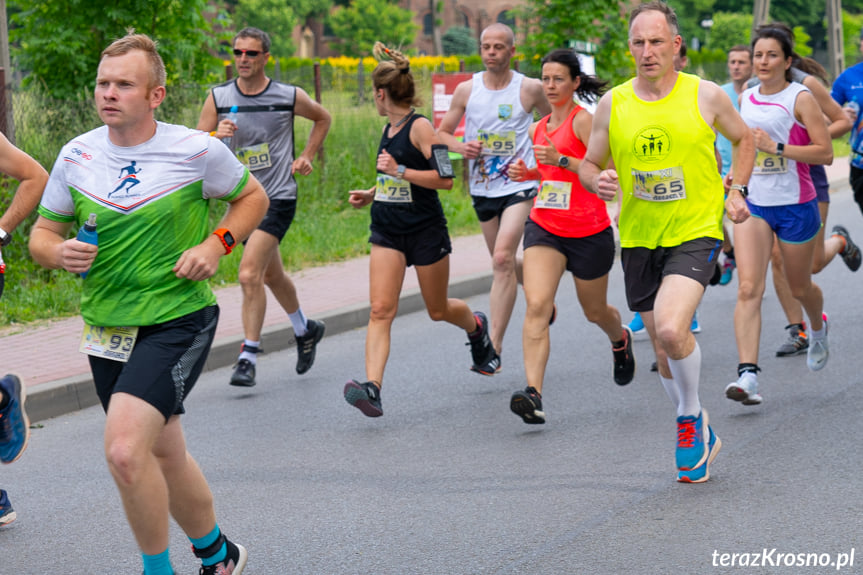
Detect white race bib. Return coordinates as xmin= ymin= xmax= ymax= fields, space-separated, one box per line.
xmin=375 ymin=174 xmax=413 ymax=203
xmin=632 ymin=166 xmax=687 ymax=202
xmin=753 ymin=151 xmax=788 ymax=175
xmin=535 ymin=181 xmax=572 ymax=210
xmin=478 ymin=130 xmax=517 ymax=156
xmin=80 ymin=325 xmax=139 ymax=362
xmin=236 ymin=143 xmax=272 ymax=171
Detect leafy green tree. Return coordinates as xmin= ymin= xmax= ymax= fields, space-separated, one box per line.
xmin=843 ymin=10 xmax=863 ymax=67
xmin=709 ymin=11 xmax=752 ymax=53
xmin=10 ymin=0 xmax=228 ymax=99
xmin=327 ymin=0 xmax=418 ymax=57
xmin=442 ymin=26 xmax=477 ymax=56
xmin=518 ymin=0 xmax=632 ymax=85
xmin=230 ymin=0 xmax=333 ymax=58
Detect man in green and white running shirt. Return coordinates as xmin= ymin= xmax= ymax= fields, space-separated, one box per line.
xmin=29 ymin=33 xmax=268 ymax=575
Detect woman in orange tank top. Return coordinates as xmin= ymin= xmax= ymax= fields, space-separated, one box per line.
xmin=506 ymin=49 xmax=634 ymax=425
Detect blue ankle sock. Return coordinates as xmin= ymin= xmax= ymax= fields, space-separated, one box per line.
xmin=190 ymin=525 xmax=226 ymax=566
xmin=141 ymin=548 xmax=173 ymax=575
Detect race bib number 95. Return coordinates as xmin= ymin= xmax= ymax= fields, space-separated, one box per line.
xmin=375 ymin=174 xmax=413 ymax=203
xmin=478 ymin=130 xmax=516 ymax=156
xmin=632 ymin=166 xmax=686 ymax=202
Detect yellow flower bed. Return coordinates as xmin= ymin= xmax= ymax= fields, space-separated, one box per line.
xmin=322 ymin=55 xmax=462 ymax=73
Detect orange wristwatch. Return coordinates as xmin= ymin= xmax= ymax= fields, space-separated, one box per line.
xmin=213 ymin=228 xmax=236 ymax=254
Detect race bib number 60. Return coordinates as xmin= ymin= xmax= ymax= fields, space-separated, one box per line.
xmin=632 ymin=166 xmax=687 ymax=202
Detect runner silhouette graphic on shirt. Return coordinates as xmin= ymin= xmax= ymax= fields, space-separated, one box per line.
xmin=110 ymin=161 xmax=142 ymax=197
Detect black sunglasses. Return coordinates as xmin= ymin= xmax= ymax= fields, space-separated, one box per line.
xmin=233 ymin=49 xmax=263 ymax=58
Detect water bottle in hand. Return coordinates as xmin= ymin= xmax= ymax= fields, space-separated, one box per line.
xmin=77 ymin=213 xmax=98 ymax=279
xmin=224 ymin=105 xmax=239 ymax=149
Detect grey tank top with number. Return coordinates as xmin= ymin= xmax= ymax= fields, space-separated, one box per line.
xmin=211 ymin=79 xmax=297 ymax=200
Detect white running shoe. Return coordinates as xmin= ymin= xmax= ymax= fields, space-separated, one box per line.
xmin=807 ymin=313 xmax=829 ymax=371
xmin=725 ymin=371 xmax=762 ymax=405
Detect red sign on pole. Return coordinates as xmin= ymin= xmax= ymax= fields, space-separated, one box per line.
xmin=432 ymin=73 xmax=472 ymax=137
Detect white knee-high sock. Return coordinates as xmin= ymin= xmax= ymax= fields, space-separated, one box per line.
xmin=667 ymin=341 xmax=702 ymax=418
xmin=659 ymin=374 xmax=680 ymax=409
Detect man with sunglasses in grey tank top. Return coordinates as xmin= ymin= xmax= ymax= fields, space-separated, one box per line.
xmin=198 ymin=27 xmax=332 ymax=387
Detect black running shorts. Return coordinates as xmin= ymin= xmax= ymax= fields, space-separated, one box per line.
xmin=89 ymin=305 xmax=219 ymax=421
xmin=621 ymin=237 xmax=722 ymax=312
xmin=472 ymin=188 xmax=537 ymax=222
xmin=523 ymin=219 xmax=615 ymax=280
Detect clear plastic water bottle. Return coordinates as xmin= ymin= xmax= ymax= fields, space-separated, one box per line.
xmin=77 ymin=213 xmax=98 ymax=279
xmin=224 ymin=105 xmax=239 ymax=149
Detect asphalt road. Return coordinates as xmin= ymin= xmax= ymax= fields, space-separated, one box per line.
xmin=2 ymin=189 xmax=863 ymax=574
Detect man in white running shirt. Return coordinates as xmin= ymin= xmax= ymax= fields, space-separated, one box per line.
xmin=438 ymin=23 xmax=550 ymax=373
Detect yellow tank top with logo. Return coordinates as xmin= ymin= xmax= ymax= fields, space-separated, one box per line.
xmin=609 ymin=72 xmax=724 ymax=249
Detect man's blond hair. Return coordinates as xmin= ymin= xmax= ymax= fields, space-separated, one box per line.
xmin=101 ymin=32 xmax=167 ymax=89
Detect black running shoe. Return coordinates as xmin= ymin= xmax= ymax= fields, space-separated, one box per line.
xmin=467 ymin=312 xmax=501 ymax=375
xmin=229 ymin=359 xmax=256 ymax=387
xmin=296 ymin=319 xmax=326 ymax=375
xmin=510 ymin=386 xmax=545 ymax=424
xmin=612 ymin=326 xmax=636 ymax=385
xmin=776 ymin=323 xmax=808 ymax=357
xmin=344 ymin=380 xmax=383 ymax=417
xmin=832 ymin=225 xmax=862 ymax=271
xmin=193 ymin=533 xmax=248 ymax=575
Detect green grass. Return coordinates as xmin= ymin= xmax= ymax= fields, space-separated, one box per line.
xmin=0 ymin=85 xmax=479 ymax=327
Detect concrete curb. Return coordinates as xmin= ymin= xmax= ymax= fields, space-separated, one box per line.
xmin=25 ymin=271 xmax=493 ymax=424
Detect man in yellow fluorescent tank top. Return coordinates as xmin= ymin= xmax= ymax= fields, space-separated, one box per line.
xmin=579 ymin=1 xmax=755 ymax=483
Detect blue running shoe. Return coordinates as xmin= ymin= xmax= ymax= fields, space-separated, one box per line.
xmin=628 ymin=312 xmax=645 ymax=335
xmin=675 ymin=410 xmax=709 ymax=471
xmin=0 ymin=374 xmax=30 ymax=464
xmin=0 ymin=490 xmax=16 ymax=526
xmin=719 ymin=257 xmax=735 ymax=285
xmin=678 ymin=425 xmax=722 ymax=483
xmin=690 ymin=311 xmax=701 ymax=334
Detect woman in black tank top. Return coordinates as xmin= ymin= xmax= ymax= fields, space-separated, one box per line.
xmin=343 ymin=43 xmax=500 ymax=418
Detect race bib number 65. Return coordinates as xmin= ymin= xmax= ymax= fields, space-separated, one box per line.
xmin=632 ymin=166 xmax=686 ymax=202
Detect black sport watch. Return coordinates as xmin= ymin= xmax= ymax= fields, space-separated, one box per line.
xmin=558 ymin=155 xmax=570 ymax=169
xmin=0 ymin=227 xmax=11 ymax=247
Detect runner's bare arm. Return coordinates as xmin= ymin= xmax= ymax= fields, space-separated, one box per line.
xmin=579 ymin=92 xmax=618 ymax=201
xmin=196 ymin=91 xmax=235 ymax=140
xmin=0 ymin=133 xmax=48 ymax=235
xmin=29 ymin=217 xmax=95 ymax=274
xmin=173 ymin=174 xmax=269 ymax=281
xmin=437 ymin=79 xmax=482 ymax=158
xmin=293 ymin=87 xmax=332 ymax=175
